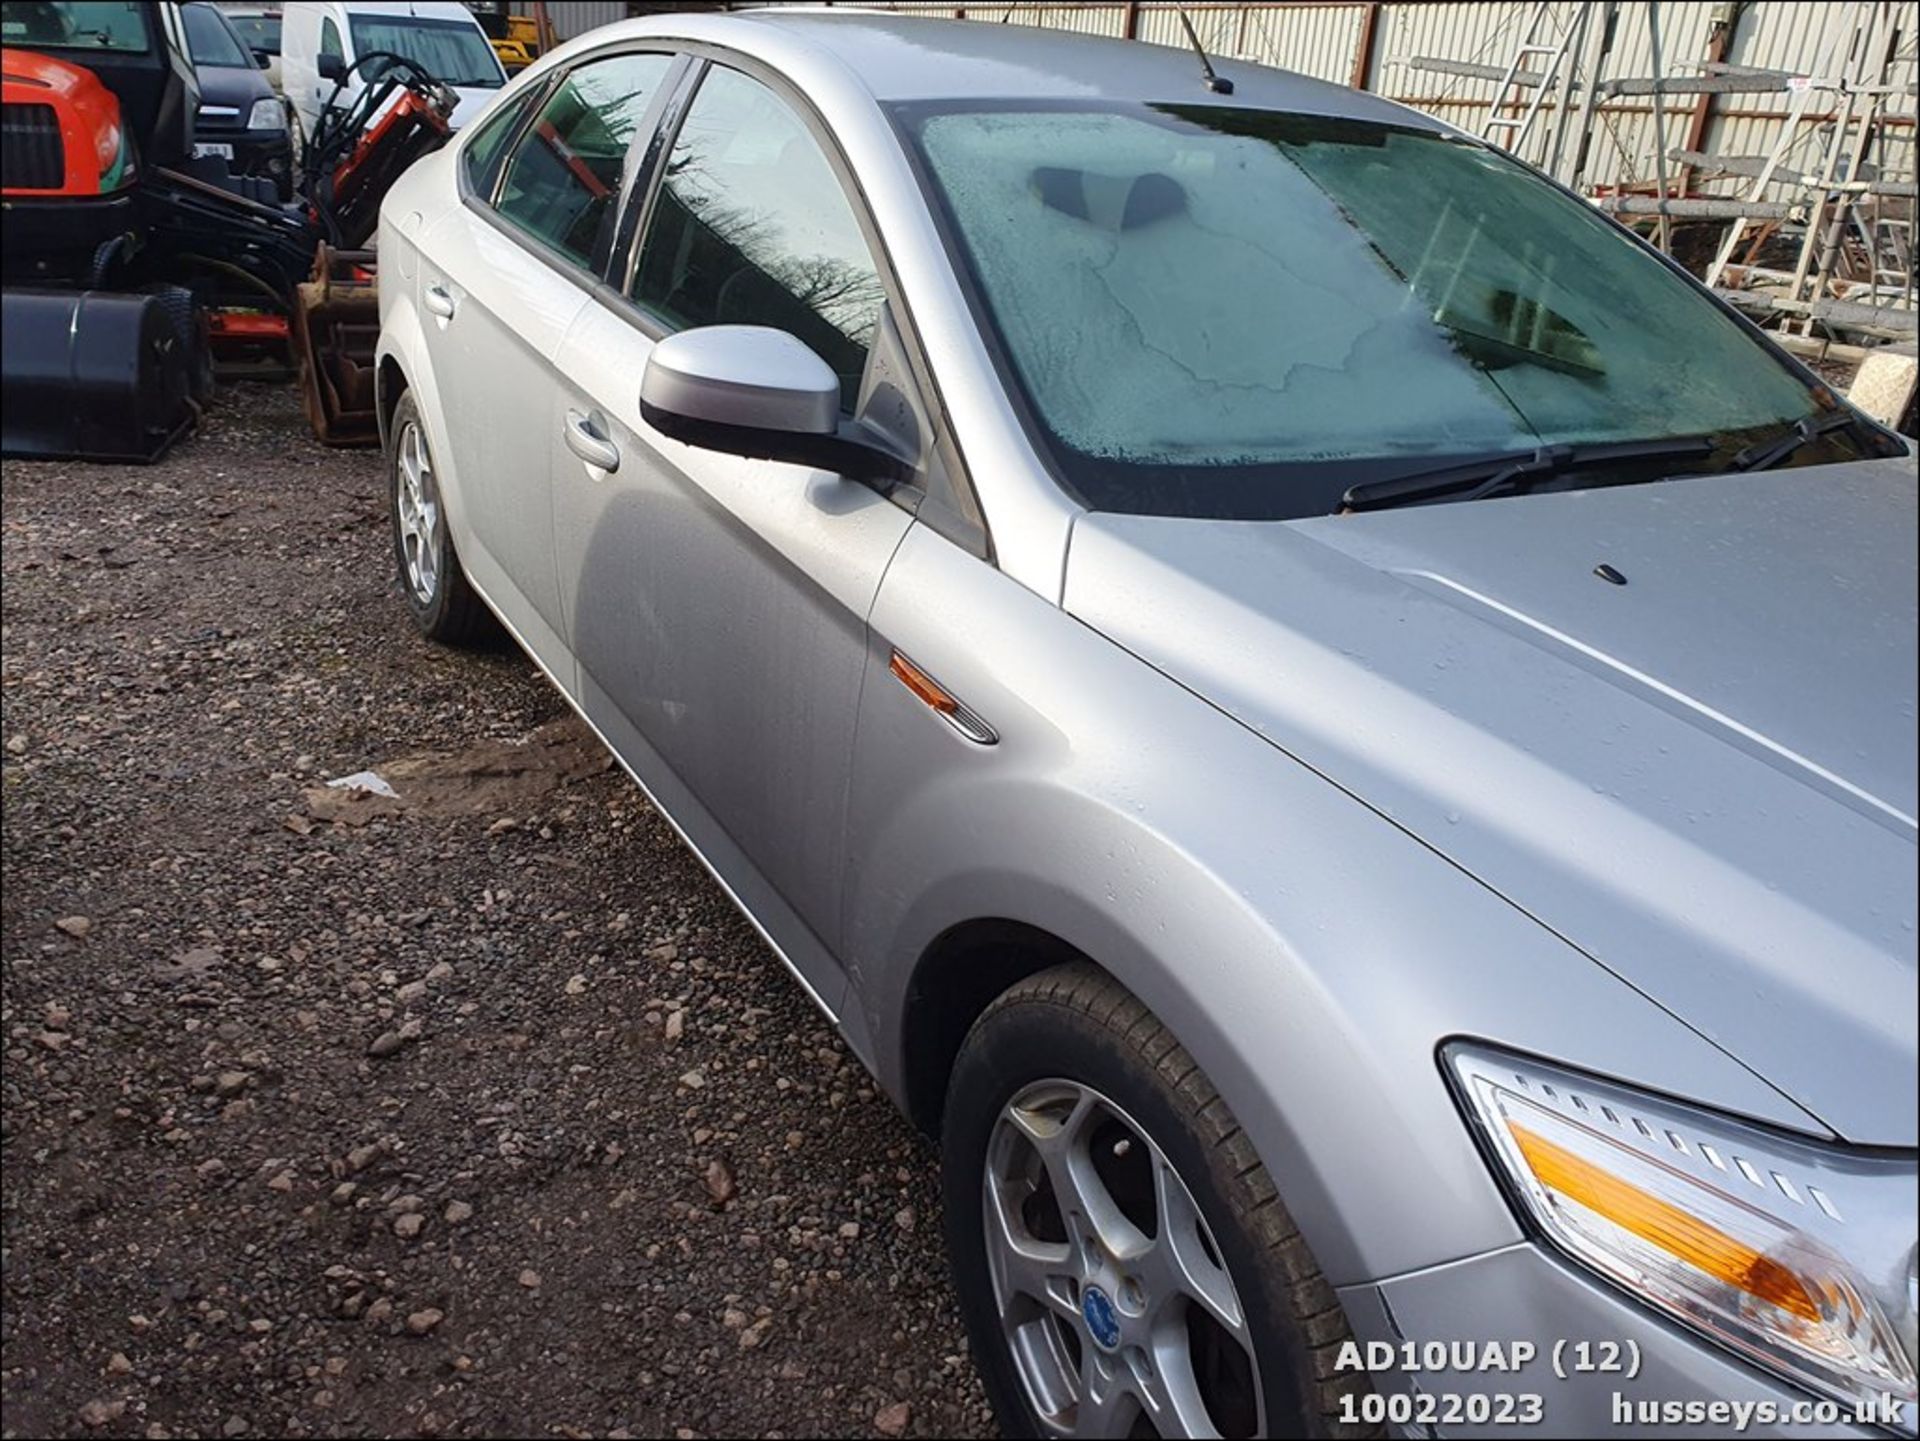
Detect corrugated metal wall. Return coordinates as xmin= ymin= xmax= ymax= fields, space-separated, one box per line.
xmin=512 ymin=3 xmax=1913 ymax=200
xmin=512 ymin=1 xmax=629 ymax=41
xmin=1136 ymin=2 xmax=1372 ymax=80
xmin=1370 ymin=2 xmax=1915 ymax=194
xmin=841 ymin=1 xmax=1916 ymax=198
xmin=1376 ymin=2 xmax=1716 ymax=187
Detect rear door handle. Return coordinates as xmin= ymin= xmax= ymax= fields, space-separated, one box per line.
xmin=563 ymin=409 xmax=620 ymax=473
xmin=423 ymin=284 xmax=456 ymax=319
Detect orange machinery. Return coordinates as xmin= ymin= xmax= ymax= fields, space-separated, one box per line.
xmin=2 ymin=5 xmax=454 ymax=458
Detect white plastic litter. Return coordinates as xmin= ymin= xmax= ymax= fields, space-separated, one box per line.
xmin=326 ymin=770 xmax=400 ymax=799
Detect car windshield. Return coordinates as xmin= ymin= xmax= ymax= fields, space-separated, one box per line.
xmin=182 ymin=3 xmax=250 ymax=68
xmin=349 ymin=14 xmax=502 ymax=88
xmin=894 ymin=101 xmax=1835 ymax=519
xmin=227 ymin=12 xmax=279 ymax=54
xmin=0 ymin=0 xmax=151 ymax=50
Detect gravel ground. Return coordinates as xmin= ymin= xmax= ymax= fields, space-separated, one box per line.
xmin=1 ymin=384 xmax=995 ymax=1440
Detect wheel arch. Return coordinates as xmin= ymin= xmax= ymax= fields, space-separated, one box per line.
xmin=899 ymin=917 xmax=1107 ymax=1138
xmin=376 ymin=351 xmax=408 ymax=453
xmin=845 ymin=770 xmax=1526 ymax=1292
xmin=373 ymin=315 xmax=471 ymax=546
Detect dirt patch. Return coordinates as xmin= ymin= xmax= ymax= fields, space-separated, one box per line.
xmin=298 ymin=716 xmax=613 ymax=826
xmin=1 ymin=383 xmax=993 ymax=1440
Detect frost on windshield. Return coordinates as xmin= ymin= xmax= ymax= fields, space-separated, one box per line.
xmin=914 ymin=110 xmax=1816 ymax=474
xmin=1285 ymin=132 xmax=1813 ymax=443
xmin=919 ymin=110 xmax=1533 ymax=467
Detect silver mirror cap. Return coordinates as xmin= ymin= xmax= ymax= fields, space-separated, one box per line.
xmin=641 ymin=325 xmax=839 ymax=437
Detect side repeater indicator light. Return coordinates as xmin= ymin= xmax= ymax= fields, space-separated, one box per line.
xmin=888 ymin=651 xmax=998 ymax=746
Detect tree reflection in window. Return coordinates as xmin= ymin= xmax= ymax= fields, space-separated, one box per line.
xmin=496 ymin=52 xmax=672 ymax=267
xmin=634 ymin=66 xmax=884 ymax=412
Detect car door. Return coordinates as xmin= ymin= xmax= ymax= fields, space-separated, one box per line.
xmin=278 ymin=5 xmax=314 ymax=131
xmin=549 ymin=61 xmax=923 ymax=1010
xmin=418 ymin=49 xmax=676 ymax=664
xmin=313 ymin=10 xmax=347 ymax=129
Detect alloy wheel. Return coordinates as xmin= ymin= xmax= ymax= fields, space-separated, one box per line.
xmin=395 ymin=418 xmax=442 ymax=605
xmin=984 ymin=1079 xmax=1265 ymax=1438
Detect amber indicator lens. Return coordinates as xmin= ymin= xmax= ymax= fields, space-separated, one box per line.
xmin=890 ymin=651 xmax=958 ymax=714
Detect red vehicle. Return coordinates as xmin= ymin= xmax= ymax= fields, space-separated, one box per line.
xmin=2 ymin=0 xmax=454 ymax=458
xmin=2 ymin=45 xmax=133 ymax=191
xmin=2 ymin=36 xmax=151 ymax=282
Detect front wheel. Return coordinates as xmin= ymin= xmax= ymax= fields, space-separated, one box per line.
xmin=942 ymin=964 xmax=1379 ymax=1439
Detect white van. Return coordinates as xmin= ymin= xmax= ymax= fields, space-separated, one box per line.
xmin=281 ymin=1 xmax=504 ymax=145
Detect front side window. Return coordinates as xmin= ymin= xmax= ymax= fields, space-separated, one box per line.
xmin=0 ymin=1 xmax=151 ymax=50
xmin=318 ymin=16 xmax=340 ymax=61
xmin=181 ymin=4 xmax=250 ymax=68
xmin=633 ymin=66 xmax=884 ymax=411
xmin=495 ymin=51 xmax=672 ymax=268
xmin=349 ymin=15 xmax=502 ymax=88
xmin=895 ymin=102 xmax=1843 ymax=519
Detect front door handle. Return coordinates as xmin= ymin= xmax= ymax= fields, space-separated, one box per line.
xmin=563 ymin=409 xmax=620 ymax=473
xmin=423 ymin=284 xmax=456 ymax=320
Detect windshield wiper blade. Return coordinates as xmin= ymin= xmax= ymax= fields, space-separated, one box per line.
xmin=1731 ymin=409 xmax=1861 ymax=473
xmin=1339 ymin=435 xmax=1716 ymax=514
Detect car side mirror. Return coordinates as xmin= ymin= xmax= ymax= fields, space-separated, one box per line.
xmin=639 ymin=325 xmax=907 ymax=486
xmin=317 ymin=52 xmax=345 ymax=81
xmin=253 ymin=47 xmax=272 ymax=68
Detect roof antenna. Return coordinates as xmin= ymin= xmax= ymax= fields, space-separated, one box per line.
xmin=1176 ymin=9 xmax=1234 ymax=94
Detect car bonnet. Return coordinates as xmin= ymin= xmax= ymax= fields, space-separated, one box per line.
xmin=1063 ymin=459 xmax=1919 ymax=1144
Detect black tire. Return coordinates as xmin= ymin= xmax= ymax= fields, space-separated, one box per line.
xmin=943 ymin=964 xmax=1380 ymax=1439
xmin=89 ymin=234 xmax=129 ymax=288
xmin=146 ymin=285 xmax=213 ymax=403
xmin=388 ymin=391 xmax=496 ymax=646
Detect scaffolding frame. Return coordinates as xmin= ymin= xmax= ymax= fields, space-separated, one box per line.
xmin=1406 ymin=1 xmax=1916 ymax=342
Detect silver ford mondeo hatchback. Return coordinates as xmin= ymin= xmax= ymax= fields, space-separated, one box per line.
xmin=375 ymin=10 xmax=1919 ymax=1436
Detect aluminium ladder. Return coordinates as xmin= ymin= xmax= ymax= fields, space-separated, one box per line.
xmin=1478 ymin=1 xmax=1597 ymax=174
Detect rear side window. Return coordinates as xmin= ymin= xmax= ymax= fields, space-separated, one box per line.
xmin=462 ymin=90 xmax=534 ymax=198
xmin=632 ymin=65 xmax=883 ymax=412
xmin=495 ymin=51 xmax=672 ymax=269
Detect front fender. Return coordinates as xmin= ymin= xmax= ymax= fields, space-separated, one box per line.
xmin=845 ymin=522 xmax=1827 ymax=1288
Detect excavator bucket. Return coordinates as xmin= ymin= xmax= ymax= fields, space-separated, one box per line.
xmin=291 ymin=243 xmax=380 ymax=446
xmin=1 ymin=289 xmax=196 ymax=462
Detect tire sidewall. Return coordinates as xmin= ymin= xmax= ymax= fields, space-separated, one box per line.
xmin=943 ymin=997 xmax=1323 ymax=1439
xmin=388 ymin=393 xmax=450 ymax=634
xmin=146 ymin=286 xmax=212 ymax=403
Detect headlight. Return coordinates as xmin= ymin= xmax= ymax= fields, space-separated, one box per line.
xmin=247 ymin=99 xmax=286 ymax=132
xmin=1447 ymin=1044 xmax=1917 ymax=1411
xmin=97 ymin=121 xmax=131 ymax=191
